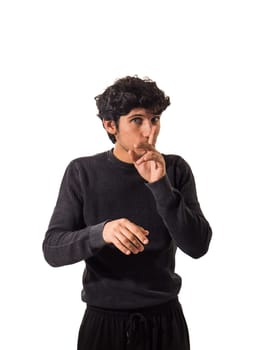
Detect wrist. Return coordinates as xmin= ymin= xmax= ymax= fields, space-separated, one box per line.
xmin=148 ymin=172 xmax=166 ymax=184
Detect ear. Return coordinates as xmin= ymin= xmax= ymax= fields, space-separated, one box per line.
xmin=103 ymin=119 xmax=117 ymax=135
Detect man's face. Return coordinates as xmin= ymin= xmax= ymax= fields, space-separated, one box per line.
xmin=104 ymin=108 xmax=161 ymax=162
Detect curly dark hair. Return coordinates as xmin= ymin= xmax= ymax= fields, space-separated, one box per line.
xmin=95 ymin=76 xmax=170 ymax=143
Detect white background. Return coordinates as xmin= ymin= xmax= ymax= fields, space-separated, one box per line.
xmin=1 ymin=1 xmax=262 ymax=349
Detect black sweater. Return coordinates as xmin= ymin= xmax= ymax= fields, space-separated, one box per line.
xmin=43 ymin=150 xmax=212 ymax=309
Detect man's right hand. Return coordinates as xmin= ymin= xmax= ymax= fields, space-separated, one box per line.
xmin=102 ymin=218 xmax=149 ymax=255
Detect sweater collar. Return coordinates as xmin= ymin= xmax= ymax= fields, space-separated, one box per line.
xmin=107 ymin=149 xmax=136 ymax=170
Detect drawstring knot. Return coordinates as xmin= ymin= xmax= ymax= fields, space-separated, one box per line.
xmin=126 ymin=312 xmax=148 ymax=347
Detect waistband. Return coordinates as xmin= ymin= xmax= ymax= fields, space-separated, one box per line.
xmin=86 ymin=298 xmax=182 ymax=348
xmin=86 ymin=297 xmax=180 ymax=318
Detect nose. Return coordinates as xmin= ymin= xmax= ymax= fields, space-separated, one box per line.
xmin=141 ymin=120 xmax=152 ymax=138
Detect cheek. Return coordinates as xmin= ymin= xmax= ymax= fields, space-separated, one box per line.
xmin=122 ymin=125 xmax=138 ymax=137
xmin=152 ymin=126 xmax=160 ymax=144
xmin=117 ymin=129 xmax=135 ymax=144
xmin=154 ymin=125 xmax=160 ymax=135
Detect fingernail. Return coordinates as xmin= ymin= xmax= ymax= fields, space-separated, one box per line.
xmin=143 ymin=239 xmax=149 ymax=244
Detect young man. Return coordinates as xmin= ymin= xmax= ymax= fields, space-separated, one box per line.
xmin=43 ymin=76 xmax=212 ymax=350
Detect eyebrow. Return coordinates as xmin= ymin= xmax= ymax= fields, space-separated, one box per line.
xmin=128 ymin=114 xmax=144 ymax=118
xmin=128 ymin=113 xmax=160 ymax=119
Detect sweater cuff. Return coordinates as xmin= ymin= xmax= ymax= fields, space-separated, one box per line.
xmin=146 ymin=175 xmax=181 ymax=205
xmin=88 ymin=221 xmax=107 ymax=252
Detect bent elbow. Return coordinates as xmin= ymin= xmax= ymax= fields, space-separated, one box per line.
xmin=189 ymin=244 xmax=209 ymax=259
xmin=42 ymin=242 xmax=62 ymax=268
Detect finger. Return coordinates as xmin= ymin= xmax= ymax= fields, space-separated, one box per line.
xmin=120 ymin=227 xmax=145 ymax=251
xmin=124 ymin=221 xmax=149 ymax=245
xmin=120 ymin=218 xmax=149 ymax=237
xmin=134 ymin=142 xmax=154 ymax=152
xmin=135 ymin=151 xmax=161 ymax=166
xmin=148 ymin=127 xmax=157 ymax=146
xmin=112 ymin=237 xmax=132 ymax=255
xmin=139 ymin=226 xmax=149 ymax=235
xmin=115 ymin=232 xmax=141 ymax=254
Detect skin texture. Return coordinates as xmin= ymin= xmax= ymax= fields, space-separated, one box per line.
xmin=102 ymin=108 xmax=167 ymax=255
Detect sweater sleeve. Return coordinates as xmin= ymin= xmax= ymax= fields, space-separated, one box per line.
xmin=42 ymin=160 xmax=106 ymax=267
xmin=146 ymin=157 xmax=212 ymax=259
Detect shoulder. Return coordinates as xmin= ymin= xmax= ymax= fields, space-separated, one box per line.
xmin=61 ymin=151 xmax=109 ymax=185
xmin=163 ymin=153 xmax=192 ymax=172
xmin=67 ymin=151 xmax=109 ymax=170
xmin=163 ymin=153 xmax=194 ymax=187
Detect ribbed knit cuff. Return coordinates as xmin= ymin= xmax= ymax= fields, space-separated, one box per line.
xmin=89 ymin=221 xmax=108 ymax=252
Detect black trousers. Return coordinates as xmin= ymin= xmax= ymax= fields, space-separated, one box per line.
xmin=77 ymin=298 xmax=190 ymax=350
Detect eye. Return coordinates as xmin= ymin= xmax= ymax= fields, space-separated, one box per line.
xmin=131 ymin=117 xmax=143 ymax=125
xmin=151 ymin=116 xmax=160 ymax=124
